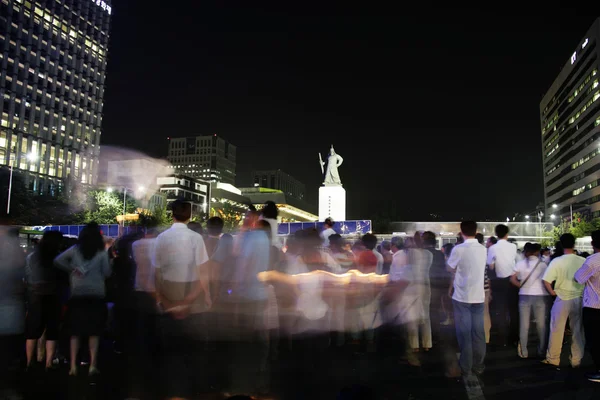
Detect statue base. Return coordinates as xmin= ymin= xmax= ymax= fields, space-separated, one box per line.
xmin=319 ymin=185 xmax=346 ymax=222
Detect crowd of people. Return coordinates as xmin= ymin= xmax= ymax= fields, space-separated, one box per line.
xmin=1 ymin=204 xmax=600 ymax=399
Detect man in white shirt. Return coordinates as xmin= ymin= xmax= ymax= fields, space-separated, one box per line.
xmin=447 ymin=221 xmax=487 ymax=378
xmin=152 ymin=200 xmax=210 ymax=400
xmin=487 ymin=224 xmax=519 ymax=346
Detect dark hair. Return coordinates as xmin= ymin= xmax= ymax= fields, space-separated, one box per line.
xmin=262 ymin=201 xmax=278 ymax=219
xmin=560 ymin=233 xmax=576 ymax=249
xmin=38 ymin=231 xmax=64 ymax=269
xmin=361 ymin=233 xmax=378 ymax=250
xmin=541 ymin=247 xmax=551 ymax=255
xmin=523 ymin=242 xmax=541 ymax=257
xmin=171 ymin=200 xmax=192 ymax=222
xmin=206 ymin=216 xmax=224 ymax=236
xmin=592 ymin=230 xmax=600 ymax=250
xmin=475 ymin=233 xmax=484 ymax=245
xmin=460 ymin=221 xmax=477 ymax=237
xmin=324 ymin=218 xmax=334 ymax=228
xmin=413 ymin=232 xmax=423 ymax=248
xmin=391 ymin=236 xmax=403 ymax=250
xmin=488 ymin=236 xmax=498 ymax=245
xmin=188 ymin=222 xmax=204 ymax=235
xmin=381 ymin=240 xmax=391 ymax=251
xmin=78 ymin=222 xmax=104 ymax=260
xmin=495 ymin=224 xmax=509 ymax=238
xmin=442 ymin=243 xmax=454 ymax=258
xmin=421 ymin=231 xmax=436 ymax=247
xmin=328 ymin=233 xmax=343 ymax=248
xmin=257 ymin=219 xmax=272 ymax=240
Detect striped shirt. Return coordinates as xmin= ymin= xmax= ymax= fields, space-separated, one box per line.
xmin=575 ymin=252 xmax=600 ymax=309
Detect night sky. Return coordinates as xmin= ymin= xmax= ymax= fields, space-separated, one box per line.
xmin=100 ymin=3 xmax=597 ymax=221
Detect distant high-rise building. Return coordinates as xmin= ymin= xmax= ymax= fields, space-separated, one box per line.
xmin=0 ymin=0 xmax=112 ymax=195
xmin=167 ymin=135 xmax=236 ymax=185
xmin=252 ymin=169 xmax=305 ymax=201
xmin=541 ymin=18 xmax=600 ymax=220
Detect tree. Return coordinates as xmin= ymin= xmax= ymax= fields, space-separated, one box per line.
xmin=569 ymin=212 xmax=595 ymax=239
xmin=77 ymin=190 xmax=138 ymax=224
xmin=211 ymin=202 xmax=243 ymax=232
xmin=136 ymin=204 xmax=170 ymax=228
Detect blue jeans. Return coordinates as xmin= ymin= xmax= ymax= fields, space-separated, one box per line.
xmin=453 ymin=300 xmax=486 ymax=376
xmin=518 ymin=295 xmax=549 ymax=358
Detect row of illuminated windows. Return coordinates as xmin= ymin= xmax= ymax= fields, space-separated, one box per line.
xmin=543 ymin=112 xmax=558 ymax=134
xmin=546 ymin=143 xmax=559 ymax=158
xmin=0 ymin=131 xmax=94 ymax=182
xmin=568 ymin=90 xmax=600 ymax=125
xmin=568 ymin=69 xmax=598 ymax=104
xmin=573 ymin=179 xmax=599 ymax=196
xmin=572 ymin=147 xmax=599 ymax=170
xmin=1 ymin=47 xmax=105 ymax=107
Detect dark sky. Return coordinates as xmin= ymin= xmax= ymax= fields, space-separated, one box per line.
xmin=101 ymin=3 xmax=597 ymax=221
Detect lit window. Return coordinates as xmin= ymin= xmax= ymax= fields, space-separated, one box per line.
xmin=583 ymin=38 xmax=589 ymax=49
xmin=571 ymin=52 xmax=577 ymax=64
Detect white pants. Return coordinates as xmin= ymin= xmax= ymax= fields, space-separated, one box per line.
xmin=546 ymin=297 xmax=585 ymax=366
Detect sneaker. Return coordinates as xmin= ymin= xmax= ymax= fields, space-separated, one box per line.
xmin=586 ymin=372 xmax=600 ymax=383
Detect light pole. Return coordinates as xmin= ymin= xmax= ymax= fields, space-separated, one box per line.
xmin=7 ymin=152 xmax=38 ymax=214
xmin=553 ymin=202 xmax=588 ymax=228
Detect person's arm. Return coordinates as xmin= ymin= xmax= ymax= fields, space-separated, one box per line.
xmin=54 ymin=245 xmax=76 ymax=272
xmin=509 ymin=273 xmax=520 ymax=288
xmin=182 ymin=236 xmax=211 ymax=308
xmin=101 ymin=251 xmax=112 ymax=278
xmin=544 ymin=281 xmax=557 ymax=297
xmin=574 ymin=260 xmax=597 ymax=285
xmin=486 ymin=246 xmax=496 ymax=270
xmin=446 ymin=247 xmax=460 ymax=297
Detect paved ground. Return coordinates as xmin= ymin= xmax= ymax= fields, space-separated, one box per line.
xmin=10 ymin=333 xmax=600 ymax=400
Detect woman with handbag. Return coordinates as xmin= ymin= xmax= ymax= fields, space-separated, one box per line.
xmin=510 ymin=242 xmax=551 ymax=359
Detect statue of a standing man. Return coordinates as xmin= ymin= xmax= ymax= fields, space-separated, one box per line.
xmin=319 ymin=145 xmax=344 ymax=185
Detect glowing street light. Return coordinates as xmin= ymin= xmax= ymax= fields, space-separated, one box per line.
xmin=106 ymin=187 xmax=114 ymax=193
xmin=525 ymin=215 xmax=530 ymax=219
xmin=551 ymin=214 xmax=556 ymax=219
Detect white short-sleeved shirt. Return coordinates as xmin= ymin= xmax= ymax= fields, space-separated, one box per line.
xmin=487 ymin=239 xmax=518 ymax=278
xmin=447 ymin=239 xmax=487 ymax=304
xmin=152 ymin=223 xmax=209 ymax=282
xmin=513 ymin=256 xmax=549 ymax=296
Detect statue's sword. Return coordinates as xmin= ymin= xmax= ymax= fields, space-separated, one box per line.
xmin=319 ymin=153 xmax=324 ymax=174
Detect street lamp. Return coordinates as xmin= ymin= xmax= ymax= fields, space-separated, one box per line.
xmin=551 ymin=214 xmax=556 ymax=219
xmin=525 ymin=215 xmax=530 ymax=219
xmin=7 ymin=152 xmax=39 ymax=214
xmin=553 ymin=202 xmax=588 ymax=228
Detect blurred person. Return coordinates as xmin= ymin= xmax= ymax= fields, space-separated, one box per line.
xmin=406 ymin=232 xmax=433 ymax=354
xmin=551 ymin=241 xmax=564 ymax=261
xmin=329 ymin=234 xmax=355 ymax=271
xmin=542 ymin=233 xmax=585 ymax=367
xmin=440 ymin=243 xmax=456 ymax=326
xmin=575 ymin=230 xmax=600 ymax=382
xmin=487 ymin=224 xmax=519 ymax=347
xmin=423 ymin=231 xmax=448 ymax=334
xmin=260 ymin=200 xmax=281 ymax=249
xmin=24 ymin=231 xmax=64 ymax=370
xmin=187 ymin=221 xmax=204 ymax=236
xmin=233 ymin=209 xmax=260 ymax=256
xmin=477 ymin=234 xmax=492 ymax=344
xmin=0 ymin=227 xmax=26 ymax=397
xmin=54 ymin=223 xmax=111 ymax=377
xmin=380 ymin=240 xmax=393 ymax=275
xmin=320 ymin=217 xmax=336 ymax=247
xmin=541 ymin=247 xmax=551 ymax=264
xmin=447 ymin=221 xmax=487 ymax=378
xmin=510 ymin=243 xmax=550 ymax=359
xmin=152 ymin=200 xmax=211 ymax=399
xmin=362 ymin=233 xmax=384 ymax=275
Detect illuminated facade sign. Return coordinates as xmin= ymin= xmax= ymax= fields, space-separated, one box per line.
xmin=92 ymin=0 xmax=111 ymax=14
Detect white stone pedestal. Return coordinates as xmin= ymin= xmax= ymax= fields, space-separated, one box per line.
xmin=319 ymin=185 xmax=346 ymax=222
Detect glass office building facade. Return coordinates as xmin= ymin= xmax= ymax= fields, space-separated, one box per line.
xmin=541 ymin=18 xmax=600 ymax=220
xmin=0 ymin=0 xmax=111 ymax=195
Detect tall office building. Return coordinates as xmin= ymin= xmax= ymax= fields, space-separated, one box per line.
xmin=0 ymin=0 xmax=111 ymax=195
xmin=252 ymin=169 xmax=306 ymax=201
xmin=541 ymin=18 xmax=600 ymax=220
xmin=167 ymin=134 xmax=236 ymax=185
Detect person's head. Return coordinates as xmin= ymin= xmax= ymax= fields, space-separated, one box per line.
xmin=475 ymin=233 xmax=484 ymax=245
xmin=413 ymin=232 xmax=423 ymax=248
xmin=495 ymin=224 xmax=509 ymax=239
xmin=256 ymin=219 xmax=272 ymax=241
xmin=523 ymin=242 xmax=541 ymax=258
xmin=206 ymin=216 xmax=225 ymax=237
xmin=188 ymin=222 xmax=204 ymax=235
xmin=78 ymin=222 xmax=104 ymax=260
xmin=324 ymin=218 xmax=334 ymax=229
xmin=486 ymin=236 xmax=497 ymax=248
xmin=145 ymin=228 xmax=159 ymax=238
xmin=559 ymin=233 xmax=576 ymax=250
xmin=442 ymin=243 xmax=454 ymax=258
xmin=37 ymin=231 xmax=63 ymax=268
xmin=261 ymin=201 xmax=278 ymax=220
xmin=421 ymin=231 xmax=436 ymax=248
xmin=541 ymin=247 xmax=551 ymax=257
xmin=591 ymin=230 xmax=600 ymax=251
xmin=361 ymin=233 xmax=378 ymax=251
xmin=460 ymin=221 xmax=477 ymax=239
xmin=390 ymin=236 xmax=404 ymax=253
xmin=171 ymin=199 xmax=192 ymax=223
xmin=357 ymin=250 xmax=378 ymax=274
xmin=381 ymin=240 xmax=391 ymax=252
xmin=328 ymin=233 xmax=344 ymax=250
xmin=581 ymin=252 xmax=591 ymax=258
